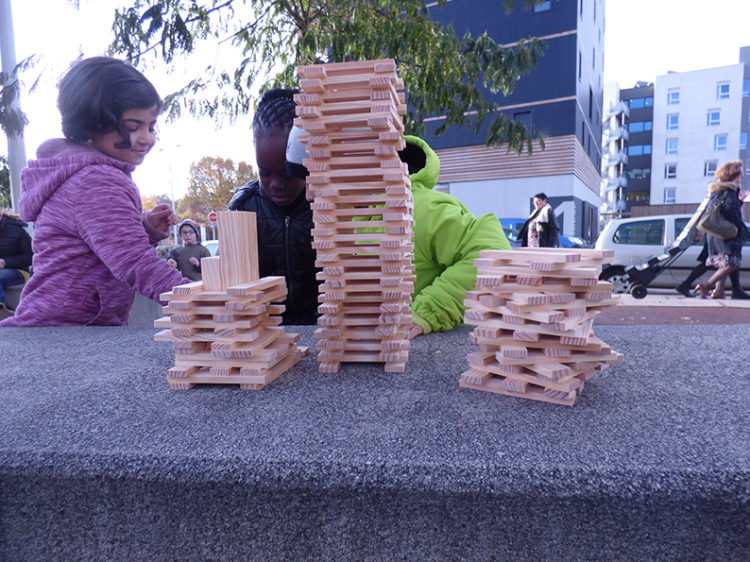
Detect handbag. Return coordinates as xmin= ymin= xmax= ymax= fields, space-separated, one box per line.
xmin=696 ymin=192 xmax=738 ymax=240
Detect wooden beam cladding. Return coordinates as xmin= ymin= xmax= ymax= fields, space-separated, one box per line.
xmin=434 ymin=135 xmax=601 ymax=195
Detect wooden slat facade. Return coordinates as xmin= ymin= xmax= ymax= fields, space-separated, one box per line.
xmin=434 ymin=135 xmax=601 ymax=195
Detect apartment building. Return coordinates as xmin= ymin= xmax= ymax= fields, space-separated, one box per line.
xmin=424 ymin=0 xmax=604 ymax=243
xmin=602 ymin=46 xmax=750 ymax=217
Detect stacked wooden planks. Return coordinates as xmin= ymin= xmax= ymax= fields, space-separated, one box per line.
xmin=294 ymin=59 xmax=415 ymax=373
xmin=460 ymin=248 xmax=623 ymax=406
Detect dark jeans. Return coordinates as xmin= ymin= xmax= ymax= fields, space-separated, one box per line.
xmin=0 ymin=268 xmax=25 ymax=306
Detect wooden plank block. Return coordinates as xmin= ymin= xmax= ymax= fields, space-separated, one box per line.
xmin=217 ymin=211 xmax=259 ymax=286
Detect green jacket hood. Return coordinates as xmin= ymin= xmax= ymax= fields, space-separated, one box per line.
xmin=400 ymin=135 xmax=440 ymax=191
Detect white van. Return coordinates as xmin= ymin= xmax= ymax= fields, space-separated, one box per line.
xmin=595 ymin=214 xmax=750 ymax=293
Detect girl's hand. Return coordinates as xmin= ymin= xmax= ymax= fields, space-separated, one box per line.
xmin=146 ymin=204 xmax=177 ymax=232
xmin=739 ymin=190 xmax=750 ymax=202
xmin=166 ymin=258 xmax=177 ymax=268
xmin=0 ymin=258 xmax=5 ymax=269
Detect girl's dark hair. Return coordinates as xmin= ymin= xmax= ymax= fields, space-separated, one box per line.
xmin=58 ymin=56 xmax=161 ymax=146
xmin=252 ymin=88 xmax=299 ymax=138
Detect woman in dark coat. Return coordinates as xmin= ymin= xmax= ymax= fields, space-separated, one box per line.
xmin=0 ymin=211 xmax=33 ymax=313
xmin=698 ymin=160 xmax=748 ymax=299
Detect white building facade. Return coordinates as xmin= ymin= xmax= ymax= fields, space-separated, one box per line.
xmin=651 ymin=63 xmax=746 ymax=205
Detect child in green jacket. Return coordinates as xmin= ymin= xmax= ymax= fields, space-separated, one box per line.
xmin=288 ymin=128 xmax=511 ymax=337
xmin=397 ymin=135 xmax=510 ymax=337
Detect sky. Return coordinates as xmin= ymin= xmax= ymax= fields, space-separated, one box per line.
xmin=4 ymin=0 xmax=750 ymax=200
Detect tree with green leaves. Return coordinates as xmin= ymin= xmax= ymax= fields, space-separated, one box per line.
xmin=0 ymin=57 xmax=36 ymax=139
xmin=0 ymin=155 xmax=10 ymax=209
xmin=110 ymin=0 xmax=546 ymax=153
xmin=178 ymin=155 xmax=255 ymax=222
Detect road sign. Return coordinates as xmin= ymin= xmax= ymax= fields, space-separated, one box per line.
xmin=208 ymin=211 xmax=218 ymax=224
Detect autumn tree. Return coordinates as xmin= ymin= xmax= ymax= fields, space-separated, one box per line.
xmin=178 ymin=155 xmax=255 ymax=224
xmin=110 ymin=0 xmax=546 ymax=153
xmin=141 ymin=193 xmax=173 ymax=210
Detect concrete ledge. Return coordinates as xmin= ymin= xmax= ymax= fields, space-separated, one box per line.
xmin=1 ymin=325 xmax=749 ymax=560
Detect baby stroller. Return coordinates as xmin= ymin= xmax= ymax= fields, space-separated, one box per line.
xmin=623 ymin=199 xmax=709 ymax=299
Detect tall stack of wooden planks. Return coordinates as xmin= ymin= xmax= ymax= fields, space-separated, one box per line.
xmin=460 ymin=248 xmax=623 ymax=406
xmin=294 ymin=59 xmax=415 ymax=373
xmin=155 ymin=211 xmax=306 ymax=390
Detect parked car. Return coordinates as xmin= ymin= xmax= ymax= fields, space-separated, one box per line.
xmin=202 ymin=240 xmax=219 ymax=256
xmin=499 ymin=218 xmax=589 ymax=249
xmin=594 ymin=213 xmax=750 ymax=293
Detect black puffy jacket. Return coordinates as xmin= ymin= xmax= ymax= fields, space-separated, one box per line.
xmin=0 ymin=214 xmax=33 ymax=272
xmin=229 ymin=179 xmax=318 ymax=325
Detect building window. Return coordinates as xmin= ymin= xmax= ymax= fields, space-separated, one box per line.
xmin=667 ymin=90 xmax=680 ymax=105
xmin=578 ymin=50 xmax=582 ymax=80
xmin=665 ymin=139 xmax=678 ymax=155
xmin=741 ymin=132 xmax=748 ymax=150
xmin=663 ymin=188 xmax=676 ymax=204
xmin=629 ymin=98 xmax=644 ymax=109
xmin=744 ymin=80 xmax=750 ymax=97
xmin=746 ymin=159 xmax=750 ymax=175
xmin=627 ymin=168 xmax=651 ymax=180
xmin=704 ymin=161 xmax=718 ymax=176
xmin=714 ymin=134 xmax=728 ymax=151
xmin=534 ymin=0 xmax=551 ymax=12
xmin=513 ymin=111 xmax=532 ymax=130
xmin=665 ymin=164 xmax=677 ymax=179
xmin=707 ymin=110 xmax=720 ymax=127
xmin=716 ymin=82 xmax=730 ymax=99
xmin=666 ymin=114 xmax=679 ymax=130
xmin=628 ymin=144 xmax=652 ymax=156
xmin=629 ymin=122 xmax=643 ymax=133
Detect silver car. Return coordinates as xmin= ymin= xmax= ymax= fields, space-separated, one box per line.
xmin=595 ymin=213 xmax=750 ymax=293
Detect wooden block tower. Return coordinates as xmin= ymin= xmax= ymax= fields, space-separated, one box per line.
xmin=155 ymin=211 xmax=306 ymax=390
xmin=294 ymin=59 xmax=415 ymax=373
xmin=459 ymin=248 xmax=623 ymax=406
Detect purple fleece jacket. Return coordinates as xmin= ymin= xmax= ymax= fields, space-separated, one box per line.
xmin=0 ymin=139 xmax=188 ymax=326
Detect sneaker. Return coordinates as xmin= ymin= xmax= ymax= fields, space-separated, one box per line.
xmin=0 ymin=302 xmax=14 ymax=320
xmin=731 ymin=291 xmax=750 ymax=300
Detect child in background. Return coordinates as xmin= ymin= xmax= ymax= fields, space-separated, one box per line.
xmin=0 ymin=211 xmax=33 ymax=318
xmin=167 ymin=219 xmax=211 ymax=281
xmin=0 ymin=57 xmax=188 ymax=327
xmin=229 ymin=88 xmax=318 ymax=325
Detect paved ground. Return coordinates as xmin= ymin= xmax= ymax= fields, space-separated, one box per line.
xmin=596 ymin=288 xmax=750 ymax=325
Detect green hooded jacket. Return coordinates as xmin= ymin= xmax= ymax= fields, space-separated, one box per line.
xmin=402 ymin=135 xmax=510 ymax=334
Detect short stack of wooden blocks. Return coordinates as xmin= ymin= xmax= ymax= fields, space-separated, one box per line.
xmin=294 ymin=59 xmax=415 ymax=373
xmin=459 ymin=248 xmax=623 ymax=406
xmin=155 ymin=211 xmax=306 ymax=390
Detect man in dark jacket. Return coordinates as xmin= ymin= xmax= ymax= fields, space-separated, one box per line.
xmin=517 ymin=192 xmax=560 ymax=248
xmin=0 ymin=211 xmax=33 ymax=316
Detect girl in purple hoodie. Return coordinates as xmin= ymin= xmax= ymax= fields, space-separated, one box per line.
xmin=0 ymin=57 xmax=189 ymax=327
